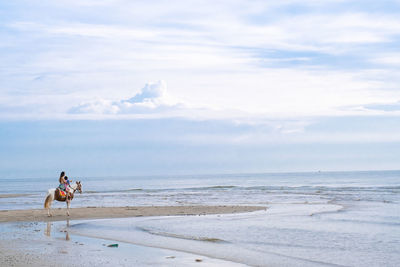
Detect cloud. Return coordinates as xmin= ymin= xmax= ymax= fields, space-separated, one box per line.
xmin=370 ymin=53 xmax=400 ymax=66
xmin=69 ymin=80 xmax=184 ymax=114
xmin=363 ymin=101 xmax=400 ymax=112
xmin=12 ymin=11 xmax=400 ymax=55
xmin=2 ymin=1 xmax=400 ymax=120
xmin=123 ymin=80 xmax=172 ymax=105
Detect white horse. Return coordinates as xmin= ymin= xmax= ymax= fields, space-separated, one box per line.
xmin=44 ymin=181 xmax=82 ymax=217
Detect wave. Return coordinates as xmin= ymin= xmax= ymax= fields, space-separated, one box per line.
xmin=327 ymin=218 xmax=400 ymax=226
xmin=242 ymin=185 xmax=400 ymax=193
xmin=137 ymin=226 xmax=228 ymax=243
xmin=83 ymin=184 xmax=400 ymax=195
xmin=84 ymin=186 xmax=238 ymax=194
xmin=187 ymin=185 xmax=237 ymax=190
xmin=85 ymin=188 xmax=146 ymax=194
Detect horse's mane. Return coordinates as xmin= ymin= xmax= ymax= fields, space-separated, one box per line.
xmin=68 ymin=181 xmax=78 ymax=192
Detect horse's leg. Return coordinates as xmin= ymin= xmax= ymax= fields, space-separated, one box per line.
xmin=49 ymin=192 xmax=55 ymax=217
xmin=45 ymin=192 xmax=54 ymax=217
xmin=48 ymin=196 xmax=53 ymax=217
xmin=66 ymin=199 xmax=70 ymax=216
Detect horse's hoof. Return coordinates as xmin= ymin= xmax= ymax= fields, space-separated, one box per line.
xmin=48 ymin=214 xmax=52 ymax=217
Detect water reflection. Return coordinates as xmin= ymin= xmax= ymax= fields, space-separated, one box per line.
xmin=45 ymin=220 xmax=70 ymax=241
xmin=45 ymin=222 xmax=51 ymax=237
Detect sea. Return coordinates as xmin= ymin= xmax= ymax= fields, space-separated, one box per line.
xmin=1 ymin=170 xmax=399 ymax=266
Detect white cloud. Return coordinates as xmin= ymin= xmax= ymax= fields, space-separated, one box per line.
xmin=370 ymin=53 xmax=400 ymax=66
xmin=10 ymin=9 xmax=400 ymax=55
xmin=363 ymin=101 xmax=400 ymax=112
xmin=2 ymin=1 xmax=400 ymax=121
xmin=68 ymin=98 xmax=119 ymax=114
xmin=69 ymin=80 xmax=184 ymax=114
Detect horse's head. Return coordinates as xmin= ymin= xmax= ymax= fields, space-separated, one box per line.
xmin=76 ymin=181 xmax=82 ymax=194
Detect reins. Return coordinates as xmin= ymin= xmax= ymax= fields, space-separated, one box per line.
xmin=66 ymin=183 xmax=81 ymax=200
xmin=70 ymin=183 xmax=81 ymax=194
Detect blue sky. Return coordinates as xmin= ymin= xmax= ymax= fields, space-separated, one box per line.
xmin=1 ymin=0 xmax=400 ymax=177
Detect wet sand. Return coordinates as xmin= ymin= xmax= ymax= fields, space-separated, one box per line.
xmin=0 ymin=206 xmax=263 ymax=266
xmin=0 ymin=193 xmax=32 ymax=198
xmin=0 ymin=205 xmax=265 ymax=222
xmin=0 ymin=220 xmax=246 ymax=267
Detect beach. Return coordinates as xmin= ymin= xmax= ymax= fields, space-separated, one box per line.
xmin=0 ymin=205 xmax=265 ymax=222
xmin=0 ymin=206 xmax=261 ymax=267
xmin=1 ymin=171 xmax=400 ymax=266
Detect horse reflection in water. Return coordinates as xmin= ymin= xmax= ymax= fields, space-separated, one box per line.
xmin=45 ymin=222 xmax=51 ymax=237
xmin=45 ymin=220 xmax=70 ymax=241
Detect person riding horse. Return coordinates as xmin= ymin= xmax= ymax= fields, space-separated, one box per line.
xmin=57 ymin=171 xmax=72 ymax=200
xmin=45 ymin=176 xmax=82 ymax=216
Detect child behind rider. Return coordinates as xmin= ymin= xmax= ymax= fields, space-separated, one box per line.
xmin=58 ymin=171 xmax=70 ymax=198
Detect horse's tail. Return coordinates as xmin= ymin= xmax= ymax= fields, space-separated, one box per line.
xmin=44 ymin=193 xmax=52 ymax=209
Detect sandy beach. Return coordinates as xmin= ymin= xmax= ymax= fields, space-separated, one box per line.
xmin=0 ymin=205 xmax=265 ymax=222
xmin=1 ymin=172 xmax=399 ymax=266
xmin=0 ymin=194 xmax=32 ymax=199
xmin=0 ymin=205 xmax=264 ymax=266
xmin=0 ymin=220 xmax=248 ymax=267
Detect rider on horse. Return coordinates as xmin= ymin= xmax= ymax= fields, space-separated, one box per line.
xmin=45 ymin=172 xmax=82 ymax=217
xmin=58 ymin=171 xmax=71 ymax=199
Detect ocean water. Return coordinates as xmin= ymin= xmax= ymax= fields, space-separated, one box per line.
xmin=1 ymin=171 xmax=400 ymax=266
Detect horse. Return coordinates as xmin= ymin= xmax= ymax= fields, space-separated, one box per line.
xmin=44 ymin=181 xmax=82 ymax=217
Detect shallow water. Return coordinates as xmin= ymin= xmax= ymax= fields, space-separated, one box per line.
xmin=69 ymin=201 xmax=399 ymax=267
xmin=1 ymin=170 xmax=400 ymax=266
xmin=0 ymin=220 xmax=242 ymax=267
xmin=1 ymin=170 xmax=399 ymax=210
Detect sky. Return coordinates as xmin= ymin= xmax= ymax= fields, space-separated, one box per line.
xmin=1 ymin=0 xmax=400 ymax=177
